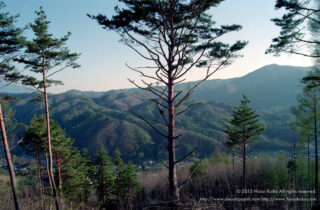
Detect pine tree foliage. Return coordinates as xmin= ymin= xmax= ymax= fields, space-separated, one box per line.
xmin=224 ymin=95 xmax=265 ymax=148
xmin=291 ymin=81 xmax=320 ymax=143
xmin=23 ymin=115 xmax=73 ymax=157
xmin=113 ymin=149 xmax=128 ymax=209
xmin=267 ymin=0 xmax=320 ymax=59
xmin=94 ymin=148 xmax=115 ymax=208
xmin=0 ymin=2 xmax=24 ymax=86
xmin=22 ymin=115 xmax=46 ymax=154
xmin=17 ymin=7 xmax=80 ymax=90
xmin=23 ymin=115 xmax=93 ymax=205
xmin=80 ymin=148 xmax=94 ymax=203
xmin=124 ymin=161 xmax=141 ymax=208
xmin=60 ymin=148 xmax=88 ymax=201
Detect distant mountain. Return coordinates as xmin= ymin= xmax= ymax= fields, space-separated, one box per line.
xmin=0 ymin=83 xmax=34 ymax=94
xmin=5 ymin=64 xmax=309 ymax=162
xmin=189 ymin=64 xmax=310 ymax=109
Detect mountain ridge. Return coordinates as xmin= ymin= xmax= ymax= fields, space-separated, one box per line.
xmin=3 ymin=64 xmax=310 ymax=162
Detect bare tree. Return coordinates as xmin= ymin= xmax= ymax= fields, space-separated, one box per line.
xmin=90 ymin=0 xmax=247 ymax=202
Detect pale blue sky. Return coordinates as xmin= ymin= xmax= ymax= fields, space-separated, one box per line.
xmin=4 ymin=0 xmax=313 ymax=93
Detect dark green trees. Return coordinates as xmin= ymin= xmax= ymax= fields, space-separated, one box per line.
xmin=16 ymin=7 xmax=80 ymax=209
xmin=0 ymin=2 xmax=25 ymax=209
xmin=224 ymin=95 xmax=264 ymax=191
xmin=93 ymin=148 xmax=140 ymax=210
xmin=59 ymin=148 xmax=88 ymax=204
xmin=90 ymin=0 xmax=247 ymax=201
xmin=124 ymin=161 xmax=140 ymax=210
xmin=94 ymin=148 xmax=115 ymax=208
xmin=113 ymin=149 xmax=127 ymax=210
xmin=23 ymin=115 xmax=93 ymax=207
xmin=23 ymin=115 xmax=48 ymax=200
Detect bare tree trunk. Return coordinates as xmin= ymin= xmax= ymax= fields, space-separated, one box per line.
xmin=42 ymin=52 xmax=60 ymax=210
xmin=314 ymin=91 xmax=319 ymax=206
xmin=36 ymin=150 xmax=45 ymax=209
xmin=308 ymin=136 xmax=311 ymax=208
xmin=56 ymin=151 xmax=62 ymax=192
xmin=242 ymin=137 xmax=246 ymax=210
xmin=45 ymin=151 xmax=53 ymax=190
xmin=167 ymin=81 xmax=179 ymax=201
xmin=232 ymin=152 xmax=235 ymax=190
xmin=293 ymin=140 xmax=297 ymax=190
xmin=0 ymin=104 xmax=20 ymax=210
xmin=117 ymin=179 xmax=120 ymax=210
xmin=232 ymin=152 xmax=235 ymax=210
xmin=36 ymin=150 xmax=44 ymax=197
xmin=127 ymin=187 xmax=132 ymax=210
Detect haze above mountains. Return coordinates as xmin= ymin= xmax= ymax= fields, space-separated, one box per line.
xmin=4 ymin=64 xmax=311 ymax=162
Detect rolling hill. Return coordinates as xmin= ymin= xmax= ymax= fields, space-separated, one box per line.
xmin=4 ymin=64 xmax=310 ymax=162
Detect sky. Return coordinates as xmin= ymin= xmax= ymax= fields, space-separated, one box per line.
xmin=4 ymin=0 xmax=313 ymax=93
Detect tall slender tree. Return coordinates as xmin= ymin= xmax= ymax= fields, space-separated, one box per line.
xmin=124 ymin=161 xmax=140 ymax=210
xmin=16 ymin=7 xmax=80 ymax=209
xmin=268 ymin=1 xmax=320 ymax=206
xmin=0 ymin=2 xmax=25 ymax=209
xmin=79 ymin=149 xmax=94 ymax=204
xmin=89 ymin=0 xmax=247 ymax=201
xmin=292 ymin=68 xmax=320 ymax=205
xmin=94 ymin=148 xmax=115 ymax=209
xmin=60 ymin=147 xmax=88 ymax=206
xmin=113 ymin=149 xmax=127 ymax=210
xmin=223 ymin=95 xmax=264 ymax=210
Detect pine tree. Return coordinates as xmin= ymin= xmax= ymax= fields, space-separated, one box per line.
xmin=50 ymin=121 xmax=74 ymax=194
xmin=89 ymin=0 xmax=247 ymax=201
xmin=94 ymin=148 xmax=115 ymax=209
xmin=80 ymin=148 xmax=94 ymax=204
xmin=22 ymin=116 xmax=72 ymax=196
xmin=60 ymin=148 xmax=87 ymax=206
xmin=22 ymin=116 xmax=47 ymax=199
xmin=124 ymin=161 xmax=140 ymax=210
xmin=16 ymin=7 xmax=80 ymax=209
xmin=23 ymin=115 xmax=90 ymax=206
xmin=223 ymin=95 xmax=264 ymax=210
xmin=0 ymin=2 xmax=25 ymax=209
xmin=113 ymin=149 xmax=127 ymax=210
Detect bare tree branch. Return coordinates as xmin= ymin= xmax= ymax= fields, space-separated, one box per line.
xmin=146 ymin=141 xmax=167 ymax=149
xmin=129 ymin=108 xmax=168 ymax=139
xmin=175 ymin=147 xmax=198 ymax=164
xmin=9 ymin=137 xmax=24 ymax=151
xmin=176 ymin=102 xmax=202 ymax=116
xmin=178 ymin=159 xmax=202 ymax=190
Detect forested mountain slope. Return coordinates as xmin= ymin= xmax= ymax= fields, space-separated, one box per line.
xmin=6 ymin=64 xmax=309 ymax=162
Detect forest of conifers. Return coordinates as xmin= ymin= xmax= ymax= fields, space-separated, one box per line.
xmin=1 ymin=0 xmax=320 ymax=210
